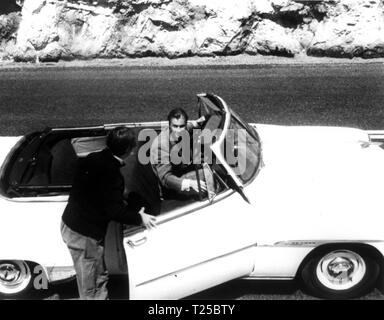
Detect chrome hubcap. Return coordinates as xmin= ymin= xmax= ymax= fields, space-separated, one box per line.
xmin=0 ymin=261 xmax=31 ymax=294
xmin=316 ymin=250 xmax=366 ymax=290
xmin=0 ymin=264 xmax=21 ymax=282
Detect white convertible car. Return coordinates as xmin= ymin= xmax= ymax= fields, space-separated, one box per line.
xmin=1 ymin=93 xmax=384 ymax=299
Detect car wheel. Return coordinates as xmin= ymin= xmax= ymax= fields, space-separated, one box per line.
xmin=301 ymin=248 xmax=380 ymax=299
xmin=0 ymin=260 xmax=33 ymax=297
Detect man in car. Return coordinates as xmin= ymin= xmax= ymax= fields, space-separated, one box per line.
xmin=61 ymin=127 xmax=156 ymax=300
xmin=150 ymin=108 xmax=207 ymax=199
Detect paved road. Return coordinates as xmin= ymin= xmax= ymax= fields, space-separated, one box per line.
xmin=1 ymin=62 xmax=384 ymax=300
xmin=1 ymin=63 xmax=384 ymax=136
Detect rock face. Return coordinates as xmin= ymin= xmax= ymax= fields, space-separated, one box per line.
xmin=0 ymin=0 xmax=383 ymax=62
xmin=0 ymin=0 xmax=21 ymax=60
xmin=308 ymin=0 xmax=384 ymax=58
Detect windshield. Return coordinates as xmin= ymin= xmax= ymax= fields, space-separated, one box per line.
xmin=225 ymin=115 xmax=261 ymax=183
xmin=197 ymin=93 xmax=262 ymax=187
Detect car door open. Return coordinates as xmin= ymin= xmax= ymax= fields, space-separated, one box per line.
xmin=123 ymin=192 xmax=258 ymax=299
xmin=122 ymin=94 xmax=260 ymax=299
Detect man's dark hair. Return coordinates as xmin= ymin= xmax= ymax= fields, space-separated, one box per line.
xmin=107 ymin=127 xmax=136 ymax=156
xmin=167 ymin=108 xmax=188 ymax=124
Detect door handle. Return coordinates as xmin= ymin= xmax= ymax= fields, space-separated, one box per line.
xmin=127 ymin=236 xmax=147 ymax=247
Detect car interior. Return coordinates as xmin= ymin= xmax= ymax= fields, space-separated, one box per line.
xmin=11 ymin=124 xmax=226 ymax=216
xmin=5 ymin=94 xmax=236 ymax=222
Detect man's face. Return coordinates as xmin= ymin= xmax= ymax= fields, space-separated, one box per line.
xmin=169 ymin=116 xmax=187 ymax=140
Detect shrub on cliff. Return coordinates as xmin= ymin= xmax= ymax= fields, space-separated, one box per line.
xmin=0 ymin=12 xmax=20 ymax=41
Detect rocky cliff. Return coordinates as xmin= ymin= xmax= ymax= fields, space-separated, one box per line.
xmin=0 ymin=0 xmax=383 ymax=62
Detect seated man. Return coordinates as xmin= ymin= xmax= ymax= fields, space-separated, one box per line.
xmin=150 ymin=108 xmax=207 ymax=199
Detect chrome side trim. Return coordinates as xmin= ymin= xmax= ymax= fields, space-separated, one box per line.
xmin=367 ymin=130 xmax=384 ymax=143
xmin=242 ymin=276 xmax=294 ymax=281
xmin=104 ymin=121 xmax=167 ymax=129
xmin=50 ymin=126 xmax=104 ymax=132
xmin=50 ymin=121 xmax=167 ymax=131
xmin=5 ymin=195 xmax=69 ymax=203
xmin=274 ymin=240 xmax=384 ymax=247
xmin=136 ymin=243 xmax=257 ymax=287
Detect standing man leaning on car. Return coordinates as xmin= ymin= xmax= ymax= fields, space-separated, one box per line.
xmin=61 ymin=127 xmax=156 ymax=300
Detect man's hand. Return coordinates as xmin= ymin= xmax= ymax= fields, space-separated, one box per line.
xmin=189 ymin=179 xmax=207 ymax=193
xmin=189 ymin=116 xmax=206 ymax=128
xmin=139 ymin=207 xmax=157 ymax=230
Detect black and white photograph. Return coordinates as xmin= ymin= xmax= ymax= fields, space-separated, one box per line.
xmin=0 ymin=0 xmax=384 ymax=304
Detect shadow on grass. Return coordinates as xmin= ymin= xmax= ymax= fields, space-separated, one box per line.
xmin=17 ymin=278 xmax=302 ymax=300
xmin=7 ymin=275 xmax=129 ymax=300
xmin=8 ymin=278 xmax=384 ymax=300
xmin=185 ymin=279 xmax=306 ymax=300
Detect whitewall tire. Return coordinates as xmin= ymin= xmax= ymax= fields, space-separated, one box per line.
xmin=301 ymin=247 xmax=380 ymax=299
xmin=0 ymin=260 xmax=33 ymax=297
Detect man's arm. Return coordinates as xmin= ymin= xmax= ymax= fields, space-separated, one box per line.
xmin=150 ymin=133 xmax=185 ymax=192
xmin=187 ymin=116 xmax=206 ymax=130
xmin=152 ymin=147 xmax=206 ymax=193
xmin=154 ymin=162 xmax=185 ymax=191
xmin=150 ymin=125 xmax=207 ymax=193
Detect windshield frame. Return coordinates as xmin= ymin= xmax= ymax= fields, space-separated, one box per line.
xmin=226 ymin=113 xmax=262 ymax=185
xmin=198 ymin=93 xmax=262 ymax=189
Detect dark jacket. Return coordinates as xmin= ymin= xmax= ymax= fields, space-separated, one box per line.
xmin=62 ymin=148 xmax=142 ymax=241
xmin=149 ymin=127 xmax=194 ymax=193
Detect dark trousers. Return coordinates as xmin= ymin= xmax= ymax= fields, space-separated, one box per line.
xmin=60 ymin=220 xmax=109 ymax=300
